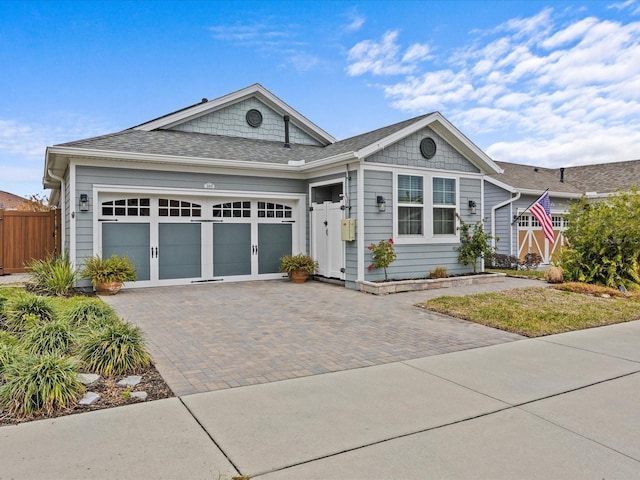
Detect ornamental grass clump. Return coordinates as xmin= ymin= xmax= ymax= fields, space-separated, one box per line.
xmin=26 ymin=252 xmax=78 ymax=297
xmin=63 ymin=297 xmax=118 ymax=328
xmin=0 ymin=336 xmax=23 ymax=377
xmin=0 ymin=354 xmax=85 ymax=416
xmin=5 ymin=293 xmax=55 ymax=332
xmin=367 ymin=239 xmax=397 ymax=281
xmin=21 ymin=319 xmax=77 ymax=356
xmin=79 ymin=321 xmax=150 ymax=375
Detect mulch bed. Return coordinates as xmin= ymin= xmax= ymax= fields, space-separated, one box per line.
xmin=0 ymin=363 xmax=174 ymax=427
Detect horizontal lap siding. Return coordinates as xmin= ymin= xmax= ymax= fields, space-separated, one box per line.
xmin=74 ymin=164 xmax=307 ymax=267
xmin=483 ymin=181 xmax=513 ymax=256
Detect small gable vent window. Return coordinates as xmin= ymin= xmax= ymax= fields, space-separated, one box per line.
xmin=213 ymin=201 xmax=251 ymax=218
xmin=420 ymin=137 xmax=437 ymax=159
xmin=258 ymin=202 xmax=292 ymax=218
xmin=159 ymin=199 xmax=202 ymax=217
xmin=102 ymin=198 xmax=150 ymax=217
xmin=246 ymin=109 xmax=263 ymax=128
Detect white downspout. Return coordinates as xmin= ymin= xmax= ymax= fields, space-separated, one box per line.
xmin=47 ymin=169 xmax=66 ymax=254
xmin=491 ymin=191 xmax=521 ymax=252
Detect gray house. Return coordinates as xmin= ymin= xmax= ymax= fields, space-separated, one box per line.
xmin=484 ymin=159 xmax=640 ymax=265
xmin=43 ymin=84 xmax=502 ymax=290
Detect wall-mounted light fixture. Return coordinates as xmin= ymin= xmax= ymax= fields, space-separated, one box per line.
xmin=377 ymin=195 xmax=386 ymax=212
xmin=79 ymin=194 xmax=89 ymax=212
xmin=468 ymin=200 xmax=477 ymax=215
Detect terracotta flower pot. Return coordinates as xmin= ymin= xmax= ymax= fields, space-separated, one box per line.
xmin=289 ymin=270 xmax=310 ymax=283
xmin=94 ymin=281 xmax=123 ymax=295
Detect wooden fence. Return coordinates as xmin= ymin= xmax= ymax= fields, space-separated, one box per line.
xmin=0 ymin=209 xmax=61 ymax=275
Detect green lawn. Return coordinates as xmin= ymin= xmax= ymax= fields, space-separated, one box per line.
xmin=418 ymin=287 xmax=640 ymax=337
xmin=486 ymin=268 xmax=545 ymax=279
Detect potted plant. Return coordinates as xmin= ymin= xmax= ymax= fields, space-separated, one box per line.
xmin=279 ymin=253 xmax=319 ymax=283
xmin=81 ymin=254 xmax=137 ymax=295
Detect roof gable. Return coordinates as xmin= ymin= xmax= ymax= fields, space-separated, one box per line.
xmin=133 ymin=84 xmax=335 ymax=146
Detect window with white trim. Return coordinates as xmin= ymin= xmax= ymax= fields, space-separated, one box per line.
xmin=397 ymin=175 xmax=424 ymax=235
xmin=432 ymin=177 xmax=456 ymax=235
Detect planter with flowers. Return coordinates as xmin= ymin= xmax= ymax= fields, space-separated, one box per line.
xmin=279 ymin=254 xmax=319 ymax=283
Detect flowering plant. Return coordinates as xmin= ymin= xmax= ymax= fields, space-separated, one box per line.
xmin=367 ymin=238 xmax=397 ymax=281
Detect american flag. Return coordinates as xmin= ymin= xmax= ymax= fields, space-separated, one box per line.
xmin=529 ymin=191 xmax=554 ymax=244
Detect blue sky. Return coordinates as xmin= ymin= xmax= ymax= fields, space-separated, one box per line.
xmin=1 ymin=0 xmax=639 ymax=197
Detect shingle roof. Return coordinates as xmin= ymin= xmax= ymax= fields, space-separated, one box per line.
xmin=490 ymin=159 xmax=640 ymax=195
xmin=56 ymin=114 xmax=431 ymax=165
xmin=0 ymin=191 xmax=27 ymax=210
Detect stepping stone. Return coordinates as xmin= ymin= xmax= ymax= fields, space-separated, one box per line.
xmin=79 ymin=392 xmax=101 ymax=406
xmin=130 ymin=391 xmax=148 ymax=401
xmin=77 ymin=373 xmax=100 ymax=385
xmin=117 ymin=375 xmax=142 ymax=387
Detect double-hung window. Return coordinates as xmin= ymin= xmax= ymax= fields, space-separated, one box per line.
xmin=396 ymin=173 xmax=458 ymax=241
xmin=432 ymin=177 xmax=456 ymax=235
xmin=397 ymin=175 xmax=424 ymax=235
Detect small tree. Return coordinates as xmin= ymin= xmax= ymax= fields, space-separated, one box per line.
xmin=456 ymin=217 xmax=496 ymax=273
xmin=560 ymin=187 xmax=640 ymax=288
xmin=368 ymin=238 xmax=397 ymax=281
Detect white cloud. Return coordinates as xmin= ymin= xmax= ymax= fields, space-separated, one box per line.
xmin=347 ymin=7 xmax=640 ymax=167
xmin=345 ymin=13 xmax=365 ymax=32
xmin=608 ymin=0 xmax=640 ymax=15
xmin=346 ymin=31 xmax=431 ymax=76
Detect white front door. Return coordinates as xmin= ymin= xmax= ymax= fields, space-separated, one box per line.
xmin=311 ymin=201 xmax=344 ymax=279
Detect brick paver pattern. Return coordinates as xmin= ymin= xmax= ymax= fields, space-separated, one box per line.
xmin=103 ymin=278 xmax=532 ymax=396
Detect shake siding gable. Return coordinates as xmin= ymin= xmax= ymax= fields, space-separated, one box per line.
xmin=168 ymin=97 xmax=323 ymax=146
xmin=365 ymin=127 xmax=481 ymax=174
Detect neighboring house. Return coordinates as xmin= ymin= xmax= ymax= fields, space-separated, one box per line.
xmin=0 ymin=191 xmax=28 ymax=210
xmin=43 ymin=84 xmax=502 ymax=290
xmin=484 ymin=159 xmax=640 ymax=264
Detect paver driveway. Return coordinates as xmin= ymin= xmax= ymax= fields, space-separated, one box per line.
xmin=103 ymin=278 xmax=536 ymax=396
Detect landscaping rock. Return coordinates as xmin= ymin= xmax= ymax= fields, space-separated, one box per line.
xmin=130 ymin=391 xmax=148 ymax=401
xmin=79 ymin=392 xmax=101 ymax=406
xmin=117 ymin=375 xmax=142 ymax=387
xmin=76 ymin=373 xmax=101 ymax=386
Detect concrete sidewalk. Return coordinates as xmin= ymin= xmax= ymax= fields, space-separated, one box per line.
xmin=2 ymin=321 xmax=640 ymax=479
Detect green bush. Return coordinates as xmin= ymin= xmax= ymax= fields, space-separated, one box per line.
xmin=62 ymin=297 xmax=117 ymax=328
xmin=0 ymin=336 xmax=23 ymax=378
xmin=456 ymin=216 xmax=496 ymax=273
xmin=560 ymin=188 xmax=640 ymax=288
xmin=79 ymin=321 xmax=150 ymax=375
xmin=26 ymin=252 xmax=78 ymax=296
xmin=0 ymin=354 xmax=85 ymax=416
xmin=81 ymin=254 xmax=137 ymax=286
xmin=6 ymin=293 xmax=55 ymax=332
xmin=20 ymin=319 xmax=77 ymax=356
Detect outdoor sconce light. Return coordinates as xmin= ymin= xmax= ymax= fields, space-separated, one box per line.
xmin=79 ymin=194 xmax=89 ymax=212
xmin=468 ymin=199 xmax=477 ymax=215
xmin=377 ymin=195 xmax=386 ymax=212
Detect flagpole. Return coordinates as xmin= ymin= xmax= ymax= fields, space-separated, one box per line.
xmin=511 ymin=188 xmax=550 ymax=226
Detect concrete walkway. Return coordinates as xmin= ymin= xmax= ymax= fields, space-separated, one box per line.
xmin=1 ymin=320 xmax=639 ymax=479
xmin=102 ymin=277 xmax=537 ymax=396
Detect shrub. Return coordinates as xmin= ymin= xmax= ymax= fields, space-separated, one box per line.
xmin=79 ymin=321 xmax=150 ymax=375
xmin=560 ymin=188 xmax=640 ymax=288
xmin=520 ymin=252 xmax=543 ymax=270
xmin=26 ymin=252 xmax=78 ymax=296
xmin=0 ymin=337 xmax=23 ymax=378
xmin=81 ymin=254 xmax=137 ymax=286
xmin=456 ymin=217 xmax=496 ymax=273
xmin=429 ymin=266 xmax=448 ymax=278
xmin=62 ymin=298 xmax=117 ymax=328
xmin=279 ymin=254 xmax=319 ymax=273
xmin=367 ymin=239 xmax=397 ymax=281
xmin=20 ymin=319 xmax=77 ymax=356
xmin=0 ymin=354 xmax=85 ymax=416
xmin=490 ymin=254 xmax=520 ymax=270
xmin=4 ymin=294 xmax=55 ymax=333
